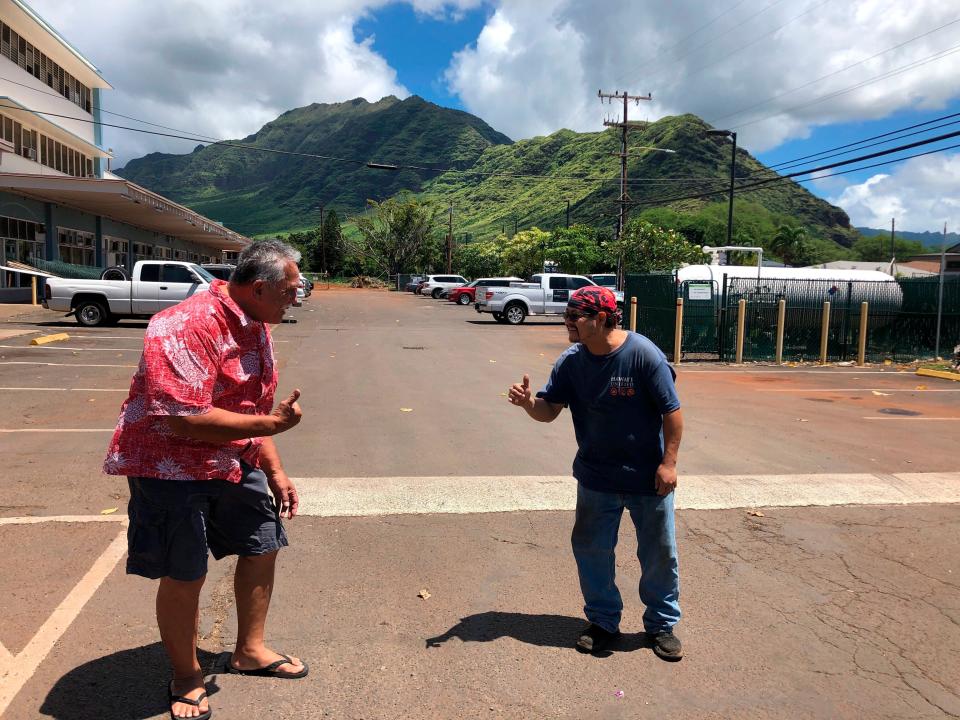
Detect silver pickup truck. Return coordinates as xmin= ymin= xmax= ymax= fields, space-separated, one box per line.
xmin=474 ymin=273 xmax=603 ymax=325
xmin=44 ymin=260 xmax=213 ymax=326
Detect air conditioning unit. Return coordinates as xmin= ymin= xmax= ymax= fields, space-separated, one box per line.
xmin=23 ymin=148 xmax=36 ymax=160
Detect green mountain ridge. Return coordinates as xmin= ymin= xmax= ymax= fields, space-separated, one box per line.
xmin=855 ymin=227 xmax=959 ymax=249
xmin=117 ymin=96 xmax=857 ymax=248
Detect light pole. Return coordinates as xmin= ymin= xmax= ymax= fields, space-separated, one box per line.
xmin=706 ymin=129 xmax=737 ymax=248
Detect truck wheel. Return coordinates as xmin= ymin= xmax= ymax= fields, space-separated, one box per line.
xmin=504 ymin=303 xmax=527 ymax=325
xmin=75 ymin=300 xmax=110 ymax=327
xmin=493 ymin=312 xmax=506 ymax=323
xmin=431 ymin=287 xmax=443 ymax=299
xmin=457 ymin=293 xmax=471 ymax=305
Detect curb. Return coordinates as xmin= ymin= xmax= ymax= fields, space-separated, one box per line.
xmin=916 ymin=368 xmax=960 ymax=382
xmin=30 ymin=332 xmax=70 ymax=346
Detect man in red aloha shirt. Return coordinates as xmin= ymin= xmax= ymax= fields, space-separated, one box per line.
xmin=105 ymin=239 xmax=307 ymax=720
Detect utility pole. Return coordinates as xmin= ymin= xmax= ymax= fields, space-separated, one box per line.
xmin=935 ymin=222 xmax=947 ymax=359
xmin=446 ymin=203 xmax=453 ymax=273
xmin=599 ymin=89 xmax=652 ymax=289
xmin=890 ymin=217 xmax=896 ymax=262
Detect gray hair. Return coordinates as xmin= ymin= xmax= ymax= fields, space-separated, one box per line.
xmin=232 ymin=239 xmax=301 ymax=285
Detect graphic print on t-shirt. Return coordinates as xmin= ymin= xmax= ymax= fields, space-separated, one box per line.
xmin=609 ymin=375 xmax=636 ymax=397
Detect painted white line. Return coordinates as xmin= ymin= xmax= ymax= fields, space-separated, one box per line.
xmin=0 ymin=642 xmax=11 ymax=666
xmin=0 ymin=345 xmax=141 ymax=352
xmin=863 ymin=417 xmax=960 ymax=421
xmin=757 ymin=388 xmax=960 ymax=393
xmin=0 ymin=525 xmax=128 ymax=716
xmin=0 ymin=387 xmax=126 ymax=392
xmin=0 ymin=515 xmax=126 ymax=525
xmin=0 ymin=362 xmax=136 ymax=368
xmin=291 ymin=471 xmax=960 ymax=517
xmin=679 ymin=369 xmax=907 ymax=374
xmin=0 ymin=428 xmax=113 ymax=433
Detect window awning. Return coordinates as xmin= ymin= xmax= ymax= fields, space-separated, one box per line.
xmin=0 ymin=173 xmax=250 ymax=252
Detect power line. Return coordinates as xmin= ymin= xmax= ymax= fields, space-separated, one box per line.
xmin=707 ymin=16 xmax=960 ymax=127
xmin=609 ymin=0 xmax=753 ymax=86
xmin=618 ymin=0 xmax=790 ymax=87
xmin=729 ymin=42 xmax=960 ymax=131
xmin=652 ymin=0 xmax=832 ymax=88
xmin=630 ymin=127 xmax=960 ymax=207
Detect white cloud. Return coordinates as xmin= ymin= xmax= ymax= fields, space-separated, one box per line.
xmin=26 ymin=0 xmax=416 ymax=164
xmin=446 ymin=0 xmax=960 ymax=150
xmin=828 ymin=152 xmax=960 ymax=231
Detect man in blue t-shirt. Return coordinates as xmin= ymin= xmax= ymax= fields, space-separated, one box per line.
xmin=508 ymin=286 xmax=684 ymax=660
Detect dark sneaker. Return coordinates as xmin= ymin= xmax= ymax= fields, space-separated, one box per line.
xmin=575 ymin=623 xmax=621 ymax=653
xmin=649 ymin=630 xmax=683 ymax=661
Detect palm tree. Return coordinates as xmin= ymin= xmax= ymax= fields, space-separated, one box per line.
xmin=771 ymin=224 xmax=806 ymax=267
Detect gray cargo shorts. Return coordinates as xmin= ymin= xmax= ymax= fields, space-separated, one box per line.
xmin=126 ymin=462 xmax=288 ymax=582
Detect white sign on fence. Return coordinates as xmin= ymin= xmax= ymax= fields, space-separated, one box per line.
xmin=687 ymin=282 xmax=713 ymax=301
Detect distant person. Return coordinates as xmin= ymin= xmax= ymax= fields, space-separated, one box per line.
xmin=104 ymin=239 xmax=308 ymax=719
xmin=507 ymin=286 xmax=684 ymax=660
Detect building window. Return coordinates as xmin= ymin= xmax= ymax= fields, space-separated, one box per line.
xmin=0 ymin=20 xmax=93 ymax=114
xmin=58 ymin=227 xmax=95 ymax=266
xmin=1 ymin=215 xmax=46 ymax=264
xmin=104 ymin=236 xmax=129 ymax=268
xmin=133 ymin=242 xmax=155 ymax=262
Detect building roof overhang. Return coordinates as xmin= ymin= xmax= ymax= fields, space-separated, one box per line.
xmin=0 ymin=173 xmax=250 ymax=251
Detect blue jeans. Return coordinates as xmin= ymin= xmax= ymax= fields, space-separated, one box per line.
xmin=571 ymin=483 xmax=680 ymax=634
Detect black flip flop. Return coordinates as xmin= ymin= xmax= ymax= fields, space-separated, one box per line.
xmin=226 ymin=653 xmax=309 ymax=679
xmin=167 ymin=680 xmax=212 ymax=720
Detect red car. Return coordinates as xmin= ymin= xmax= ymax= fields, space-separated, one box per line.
xmin=447 ymin=277 xmax=523 ymax=305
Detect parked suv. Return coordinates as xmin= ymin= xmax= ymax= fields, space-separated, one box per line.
xmin=420 ymin=274 xmax=468 ymax=299
xmin=447 ymin=277 xmax=523 ymax=305
xmin=201 ymin=263 xmax=236 ymax=281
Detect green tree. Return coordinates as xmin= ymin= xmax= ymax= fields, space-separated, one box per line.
xmin=500 ymin=227 xmax=552 ymax=278
xmin=311 ymin=209 xmax=345 ymax=275
xmin=284 ymin=230 xmax=316 ymax=272
xmin=455 ymin=236 xmax=503 ymax=279
xmin=547 ymin=225 xmax=604 ymax=274
xmin=613 ymin=220 xmax=708 ymax=273
xmin=851 ymin=233 xmax=924 ymax=261
xmin=351 ymin=196 xmax=443 ymax=276
xmin=770 ymin=224 xmax=807 ymax=266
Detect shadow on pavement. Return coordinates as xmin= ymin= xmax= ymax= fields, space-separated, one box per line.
xmin=425 ymin=612 xmax=650 ymax=656
xmin=39 ymin=644 xmax=221 ymax=720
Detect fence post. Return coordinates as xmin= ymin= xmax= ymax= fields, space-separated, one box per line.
xmin=819 ymin=301 xmax=831 ymax=365
xmin=31 ymin=276 xmax=37 ymax=306
xmin=775 ymin=298 xmax=786 ymax=365
xmin=674 ymin=298 xmax=683 ymax=365
xmin=735 ymin=298 xmax=746 ymax=364
xmin=857 ymin=301 xmax=869 ymax=367
xmin=718 ymin=275 xmax=728 ymax=361
xmin=629 ymin=296 xmax=637 ymax=332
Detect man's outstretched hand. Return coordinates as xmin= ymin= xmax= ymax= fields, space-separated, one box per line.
xmin=271 ymin=389 xmax=302 ymax=434
xmin=508 ymin=374 xmax=533 ymax=410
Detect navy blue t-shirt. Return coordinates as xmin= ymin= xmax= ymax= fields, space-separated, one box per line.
xmin=537 ymin=332 xmax=681 ymax=494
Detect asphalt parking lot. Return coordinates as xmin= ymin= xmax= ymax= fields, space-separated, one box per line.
xmin=0 ymin=289 xmax=958 ymax=719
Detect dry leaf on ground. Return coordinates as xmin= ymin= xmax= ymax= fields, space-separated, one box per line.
xmin=100 ymin=507 xmax=118 ymax=515
xmin=418 ymin=589 xmax=431 ymax=599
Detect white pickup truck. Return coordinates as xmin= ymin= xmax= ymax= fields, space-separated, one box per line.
xmin=43 ymin=260 xmax=214 ymax=326
xmin=475 ymin=273 xmax=606 ymax=325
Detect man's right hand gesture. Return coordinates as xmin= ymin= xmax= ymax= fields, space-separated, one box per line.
xmin=508 ymin=374 xmax=533 ymax=410
xmin=271 ymin=388 xmax=303 ymax=434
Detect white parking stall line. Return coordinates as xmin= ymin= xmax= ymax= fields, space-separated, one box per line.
xmin=679 ymin=369 xmax=909 ymax=374
xmin=0 ymin=515 xmax=126 ymax=525
xmin=0 ymin=387 xmax=126 ymax=392
xmin=291 ymin=471 xmax=960 ymax=518
xmin=0 ymin=524 xmax=128 ymax=717
xmin=757 ymin=388 xmax=960 ymax=393
xmin=0 ymin=345 xmax=142 ymax=352
xmin=863 ymin=417 xmax=960 ymax=421
xmin=0 ymin=362 xmax=136 ymax=368
xmin=0 ymin=428 xmax=114 ymax=433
